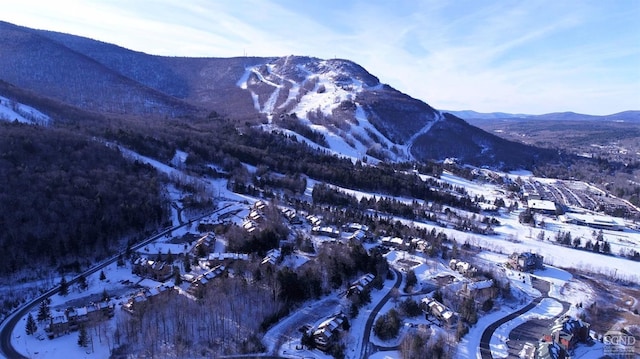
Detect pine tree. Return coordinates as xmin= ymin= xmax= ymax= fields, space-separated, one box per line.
xmin=116 ymin=254 xmax=125 ymax=267
xmin=166 ymin=249 xmax=174 ymax=263
xmin=101 ymin=288 xmax=109 ymax=301
xmin=78 ymin=324 xmax=88 ymax=347
xmin=59 ymin=277 xmax=69 ymax=296
xmin=78 ymin=275 xmax=88 ymax=291
xmin=99 ymin=270 xmax=106 ymax=281
xmin=174 ymin=266 xmax=182 ymax=286
xmin=26 ymin=313 xmax=37 ymax=335
xmin=183 ymin=253 xmax=192 ymax=273
xmin=602 ymin=241 xmax=611 ymax=254
xmin=37 ymin=300 xmax=50 ymax=322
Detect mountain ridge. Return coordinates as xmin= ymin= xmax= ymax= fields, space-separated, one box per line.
xmin=447 ymin=109 xmax=640 ymax=122
xmin=0 ymin=20 xmax=557 ymax=169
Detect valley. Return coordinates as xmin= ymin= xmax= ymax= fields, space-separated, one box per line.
xmin=0 ymin=20 xmax=637 ymax=359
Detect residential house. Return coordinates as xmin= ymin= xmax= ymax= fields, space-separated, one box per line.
xmin=45 ymin=315 xmax=69 ymax=339
xmin=381 ymin=236 xmax=408 ymax=250
xmin=262 ymin=248 xmax=281 ymax=266
xmin=508 ymin=252 xmax=544 ymax=272
xmin=45 ymin=302 xmax=115 ymax=339
xmin=306 ymin=214 xmax=322 ymax=227
xmin=537 ymin=341 xmax=567 ymax=359
xmin=347 ymin=273 xmax=375 ymax=298
xmin=281 ymin=208 xmax=302 ymax=224
xmin=421 ymin=297 xmax=457 ymax=326
xmin=311 ymin=226 xmax=340 ymax=238
xmin=122 ymin=285 xmax=174 ymax=315
xmin=132 ymin=258 xmax=173 ymax=282
xmin=186 ymin=265 xmax=226 ymax=299
xmin=242 ymin=219 xmax=258 ymax=233
xmin=348 ymin=229 xmax=367 ymax=242
xmin=191 ymin=232 xmax=216 ymax=258
xmin=449 ymin=259 xmax=477 ymax=276
xmin=253 ymin=200 xmax=266 ymax=211
xmin=312 ymin=313 xmax=347 ymax=352
xmin=248 ymin=209 xmax=263 ymax=222
xmin=541 ymin=316 xmax=590 ymax=352
xmin=458 ymin=279 xmax=497 ymax=310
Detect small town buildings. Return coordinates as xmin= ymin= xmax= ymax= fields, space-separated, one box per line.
xmin=281 ymin=208 xmax=302 ymax=224
xmin=306 ymin=214 xmax=322 ymax=227
xmin=122 ymin=285 xmax=174 ymax=315
xmin=449 ymin=259 xmax=477 ymax=276
xmin=132 ymin=258 xmax=173 ymax=282
xmin=421 ymin=297 xmax=457 ymax=326
xmin=537 ymin=341 xmax=567 ymax=359
xmin=541 ymin=316 xmax=590 ymax=352
xmin=346 ymin=273 xmax=375 ymax=298
xmin=459 ymin=279 xmax=497 ymax=309
xmin=312 ymin=313 xmax=347 ymax=352
xmin=191 ymin=232 xmax=216 ymax=258
xmin=527 ymin=199 xmax=560 ymax=215
xmin=248 ymin=209 xmax=263 ymax=222
xmin=262 ymin=248 xmax=281 ymax=265
xmin=348 ymin=229 xmax=367 ymax=241
xmin=242 ymin=219 xmax=258 ymax=233
xmin=311 ymin=226 xmax=340 ymax=238
xmin=342 ymin=223 xmax=369 ymax=233
xmin=381 ymin=236 xmax=408 ymax=250
xmin=45 ymin=315 xmax=69 ymax=339
xmin=508 ymin=252 xmax=544 ymax=272
xmin=45 ymin=302 xmax=115 ymax=339
xmin=186 ymin=265 xmax=226 ymax=299
xmin=560 ymin=213 xmax=623 ymax=231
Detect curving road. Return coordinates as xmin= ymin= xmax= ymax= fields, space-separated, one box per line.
xmin=0 ymin=205 xmax=232 ymax=359
xmin=479 ymin=277 xmax=570 ymax=359
xmin=360 ymin=268 xmax=403 ymax=359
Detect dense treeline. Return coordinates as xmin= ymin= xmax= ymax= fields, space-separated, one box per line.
xmin=0 ymin=122 xmax=168 ymax=275
xmin=102 ymin=116 xmax=478 ymax=213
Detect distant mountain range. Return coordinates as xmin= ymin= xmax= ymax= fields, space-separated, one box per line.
xmin=0 ymin=20 xmax=590 ymax=169
xmin=447 ymin=110 xmax=640 ymax=122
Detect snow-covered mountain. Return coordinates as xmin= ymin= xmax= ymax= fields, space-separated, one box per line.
xmin=0 ymin=20 xmax=555 ymax=169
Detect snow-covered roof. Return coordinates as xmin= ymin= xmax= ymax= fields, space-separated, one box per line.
xmin=527 ymin=199 xmax=557 ymax=212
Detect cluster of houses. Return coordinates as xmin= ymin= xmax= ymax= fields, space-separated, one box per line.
xmin=122 ymin=285 xmax=174 ymax=315
xmin=45 ymin=302 xmax=115 ymax=339
xmin=201 ymin=252 xmax=250 ymax=268
xmin=380 ymin=236 xmax=430 ymax=252
xmin=508 ymin=252 xmax=544 ymax=272
xmin=281 ymin=207 xmax=302 ymax=224
xmin=311 ymin=313 xmax=348 ymax=352
xmin=537 ymin=316 xmax=591 ymax=359
xmin=242 ymin=200 xmax=267 ymax=233
xmin=132 ymin=258 xmax=173 ymax=282
xmin=185 ymin=265 xmax=226 ymax=299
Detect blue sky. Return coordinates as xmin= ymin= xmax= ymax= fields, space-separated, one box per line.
xmin=1 ymin=0 xmax=638 ymax=115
